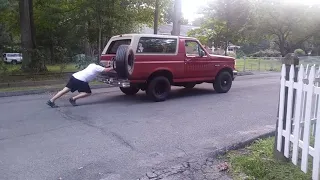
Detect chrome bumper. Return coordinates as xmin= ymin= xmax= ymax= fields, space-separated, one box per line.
xmin=97 ymin=76 xmax=131 ymax=88
xmin=233 ymin=70 xmax=238 ymax=80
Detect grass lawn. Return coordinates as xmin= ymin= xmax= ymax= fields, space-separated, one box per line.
xmin=4 ymin=63 xmax=79 ymax=75
xmin=236 ymin=58 xmax=282 ymax=72
xmin=227 ymin=138 xmax=312 ymax=180
xmin=0 ymin=80 xmax=105 ymax=93
xmin=0 ymin=84 xmax=65 ymax=93
xmin=0 ymin=63 xmax=79 ymax=83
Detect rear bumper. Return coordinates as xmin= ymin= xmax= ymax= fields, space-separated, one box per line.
xmin=98 ymin=77 xmax=131 ymax=88
xmin=96 ymin=72 xmax=130 ymax=88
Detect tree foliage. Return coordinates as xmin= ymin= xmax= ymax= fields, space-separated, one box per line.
xmin=188 ymin=0 xmax=252 ymax=55
xmin=0 ymin=0 xmax=172 ymax=72
xmin=189 ymin=0 xmax=320 ymax=57
xmin=253 ymin=0 xmax=320 ymax=56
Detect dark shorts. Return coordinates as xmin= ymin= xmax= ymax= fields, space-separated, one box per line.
xmin=66 ymin=76 xmax=91 ymax=93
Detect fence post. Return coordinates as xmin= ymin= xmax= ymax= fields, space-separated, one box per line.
xmin=258 ymin=58 xmax=261 ymax=71
xmin=274 ymin=53 xmax=300 ymax=161
xmin=265 ymin=63 xmax=267 ymax=71
xmin=243 ymin=56 xmax=246 ymax=72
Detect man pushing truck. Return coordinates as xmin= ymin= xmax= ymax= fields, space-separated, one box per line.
xmin=47 ymin=63 xmax=112 ymax=108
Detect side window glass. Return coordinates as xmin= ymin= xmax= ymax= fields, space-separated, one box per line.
xmin=106 ymin=39 xmax=131 ymax=54
xmin=137 ymin=37 xmax=177 ymax=54
xmin=185 ymin=41 xmax=206 ymax=57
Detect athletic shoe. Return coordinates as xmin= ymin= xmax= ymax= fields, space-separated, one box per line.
xmin=47 ymin=100 xmax=58 ymax=108
xmin=69 ymin=98 xmax=77 ymax=106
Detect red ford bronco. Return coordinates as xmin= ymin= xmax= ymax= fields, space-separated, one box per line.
xmin=99 ymin=34 xmax=237 ymax=102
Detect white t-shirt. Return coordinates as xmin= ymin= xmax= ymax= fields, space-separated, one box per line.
xmin=72 ymin=63 xmax=105 ymax=82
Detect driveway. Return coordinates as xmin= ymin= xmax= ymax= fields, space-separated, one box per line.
xmin=0 ymin=73 xmax=280 ymax=180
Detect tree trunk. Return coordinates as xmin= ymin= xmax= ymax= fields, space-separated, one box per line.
xmin=172 ymin=0 xmax=181 ymax=35
xmin=154 ymin=0 xmax=159 ymax=34
xmin=97 ymin=26 xmax=102 ymax=62
xmin=19 ymin=0 xmax=46 ymax=73
xmin=279 ymin=40 xmax=286 ymax=57
xmin=97 ymin=3 xmax=103 ymax=63
xmin=225 ymin=1 xmax=230 ymax=56
xmin=50 ymin=43 xmax=54 ymax=64
xmin=19 ymin=0 xmax=35 ymax=70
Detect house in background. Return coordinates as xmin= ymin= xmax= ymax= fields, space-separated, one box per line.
xmin=227 ymin=43 xmax=241 ymax=54
xmin=212 ymin=42 xmax=241 ymax=56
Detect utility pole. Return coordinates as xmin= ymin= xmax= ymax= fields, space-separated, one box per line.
xmin=172 ymin=0 xmax=181 ymax=36
xmin=154 ymin=0 xmax=159 ymax=34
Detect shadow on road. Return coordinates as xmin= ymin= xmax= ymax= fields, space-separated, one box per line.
xmin=78 ymin=87 xmax=217 ymax=106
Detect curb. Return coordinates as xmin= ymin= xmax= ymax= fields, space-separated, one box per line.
xmin=210 ymin=130 xmax=275 ymax=157
xmin=0 ymin=79 xmax=68 ymax=89
xmin=139 ymin=130 xmax=276 ymax=180
xmin=0 ymin=84 xmax=111 ymax=98
xmin=237 ymin=71 xmax=254 ymax=76
xmin=0 ymin=73 xmax=74 ymax=88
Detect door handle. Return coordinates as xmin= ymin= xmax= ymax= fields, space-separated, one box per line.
xmin=186 ymin=59 xmax=191 ymax=62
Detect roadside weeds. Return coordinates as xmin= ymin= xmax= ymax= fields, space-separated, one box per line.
xmin=226 ymin=137 xmax=312 ymax=180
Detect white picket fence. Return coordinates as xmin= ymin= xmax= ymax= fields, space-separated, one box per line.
xmin=277 ymin=64 xmax=320 ymax=179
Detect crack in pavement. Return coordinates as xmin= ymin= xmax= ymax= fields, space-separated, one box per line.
xmin=139 ymin=157 xmax=231 ymax=180
xmin=56 ymin=108 xmax=136 ymax=151
xmin=110 ymin=132 xmax=135 ymax=151
xmin=176 ymin=147 xmax=188 ymax=156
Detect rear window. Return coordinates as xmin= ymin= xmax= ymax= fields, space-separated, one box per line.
xmin=136 ymin=37 xmax=177 ymax=54
xmin=106 ymin=39 xmax=131 ymax=54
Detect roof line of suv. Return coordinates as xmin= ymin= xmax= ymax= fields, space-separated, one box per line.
xmin=111 ymin=33 xmax=198 ymax=40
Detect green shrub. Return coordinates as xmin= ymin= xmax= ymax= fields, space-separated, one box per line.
xmin=0 ymin=60 xmax=8 ymax=75
xmin=294 ymin=49 xmax=305 ymax=56
xmin=74 ymin=54 xmax=96 ymax=70
xmin=236 ymin=50 xmax=246 ymax=59
xmin=251 ymin=49 xmax=281 ymax=57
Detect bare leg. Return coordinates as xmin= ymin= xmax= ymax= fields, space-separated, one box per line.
xmin=72 ymin=92 xmax=91 ymax=101
xmin=50 ymin=87 xmax=70 ymax=102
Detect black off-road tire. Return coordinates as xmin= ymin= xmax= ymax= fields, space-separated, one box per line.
xmin=213 ymin=71 xmax=232 ymax=93
xmin=11 ymin=60 xmax=17 ymax=65
xmin=120 ymin=87 xmax=140 ymax=95
xmin=115 ymin=45 xmax=135 ymax=79
xmin=147 ymin=76 xmax=171 ymax=102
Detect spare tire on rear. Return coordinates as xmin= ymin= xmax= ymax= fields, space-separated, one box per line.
xmin=115 ymin=45 xmax=135 ymax=79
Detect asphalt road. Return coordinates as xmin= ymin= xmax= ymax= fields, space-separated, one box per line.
xmin=0 ymin=73 xmax=280 ymax=180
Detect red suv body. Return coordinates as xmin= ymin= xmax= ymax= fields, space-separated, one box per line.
xmin=100 ymin=34 xmax=237 ymax=102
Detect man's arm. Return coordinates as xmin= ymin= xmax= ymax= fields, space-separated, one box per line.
xmin=102 ymin=67 xmax=113 ymax=73
xmin=94 ymin=64 xmax=112 ymax=73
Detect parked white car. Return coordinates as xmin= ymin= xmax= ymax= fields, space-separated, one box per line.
xmin=2 ymin=53 xmax=23 ymax=64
